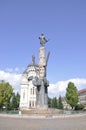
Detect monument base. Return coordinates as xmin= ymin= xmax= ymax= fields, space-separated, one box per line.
xmin=21 ymin=108 xmax=63 ymax=115
xmin=36 ymin=104 xmax=48 ymax=110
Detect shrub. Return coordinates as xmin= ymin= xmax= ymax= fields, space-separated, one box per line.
xmin=75 ymin=104 xmax=85 ymax=110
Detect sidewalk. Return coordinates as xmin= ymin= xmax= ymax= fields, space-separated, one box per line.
xmin=0 ymin=112 xmax=86 ymax=119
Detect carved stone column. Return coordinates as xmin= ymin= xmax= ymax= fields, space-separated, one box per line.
xmin=36 ymin=46 xmax=48 ymax=109
xmin=39 ymin=46 xmax=46 ymax=78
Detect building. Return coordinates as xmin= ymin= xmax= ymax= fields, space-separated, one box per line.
xmin=78 ymin=88 xmax=86 ymax=105
xmin=61 ymin=97 xmax=71 ymax=110
xmin=19 ymin=58 xmax=39 ymax=109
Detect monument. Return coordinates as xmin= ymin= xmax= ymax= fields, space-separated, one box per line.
xmin=33 ymin=34 xmax=50 ymax=109
xmin=20 ymin=34 xmax=50 ymax=110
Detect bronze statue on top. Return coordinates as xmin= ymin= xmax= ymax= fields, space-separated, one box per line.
xmin=39 ymin=33 xmax=49 ymax=47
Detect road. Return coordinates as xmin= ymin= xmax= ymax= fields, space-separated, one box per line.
xmin=0 ymin=114 xmax=86 ymax=130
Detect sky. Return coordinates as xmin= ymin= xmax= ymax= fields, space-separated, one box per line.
xmin=0 ymin=0 xmax=86 ymax=98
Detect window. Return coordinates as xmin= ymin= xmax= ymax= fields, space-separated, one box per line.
xmin=30 ymin=88 xmax=32 ymax=95
xmin=23 ymin=90 xmax=25 ymax=99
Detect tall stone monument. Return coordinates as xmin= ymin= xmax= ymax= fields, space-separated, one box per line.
xmin=33 ymin=34 xmax=50 ymax=109
xmin=20 ymin=34 xmax=50 ymax=110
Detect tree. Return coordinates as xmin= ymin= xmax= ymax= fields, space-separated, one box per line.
xmin=48 ymin=97 xmax=52 ymax=108
xmin=66 ymin=82 xmax=78 ymax=109
xmin=75 ymin=104 xmax=84 ymax=110
xmin=10 ymin=92 xmax=20 ymax=110
xmin=57 ymin=96 xmax=63 ymax=109
xmin=0 ymin=80 xmax=13 ymax=110
xmin=51 ymin=97 xmax=57 ymax=108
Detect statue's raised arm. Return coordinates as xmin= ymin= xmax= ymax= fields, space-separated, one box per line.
xmin=39 ymin=34 xmax=48 ymax=47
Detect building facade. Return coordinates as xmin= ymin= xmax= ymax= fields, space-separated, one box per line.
xmin=78 ymin=88 xmax=86 ymax=105
xmin=20 ymin=60 xmax=39 ymax=109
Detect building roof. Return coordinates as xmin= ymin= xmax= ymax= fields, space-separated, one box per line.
xmin=23 ymin=56 xmax=39 ymax=74
xmin=23 ymin=63 xmax=39 ymax=74
xmin=27 ymin=62 xmax=39 ymax=67
xmin=27 ymin=55 xmax=39 ymax=67
xmin=78 ymin=88 xmax=86 ymax=94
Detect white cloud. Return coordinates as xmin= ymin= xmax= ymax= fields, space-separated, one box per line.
xmin=0 ymin=70 xmax=21 ymax=93
xmin=48 ymin=78 xmax=86 ymax=98
xmin=0 ymin=70 xmax=86 ymax=98
xmin=5 ymin=67 xmax=20 ymax=73
xmin=5 ymin=68 xmax=14 ymax=72
xmin=14 ymin=67 xmax=19 ymax=72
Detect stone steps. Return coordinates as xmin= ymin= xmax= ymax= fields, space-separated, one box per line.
xmin=21 ymin=109 xmax=63 ymax=115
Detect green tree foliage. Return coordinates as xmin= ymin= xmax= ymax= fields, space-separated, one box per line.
xmin=66 ymin=82 xmax=78 ymax=109
xmin=57 ymin=96 xmax=63 ymax=109
xmin=48 ymin=97 xmax=52 ymax=108
xmin=48 ymin=96 xmax=63 ymax=109
xmin=11 ymin=92 xmax=20 ymax=110
xmin=51 ymin=97 xmax=57 ymax=108
xmin=75 ymin=104 xmax=85 ymax=110
xmin=0 ymin=80 xmax=13 ymax=109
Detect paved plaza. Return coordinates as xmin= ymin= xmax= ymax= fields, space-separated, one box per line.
xmin=0 ymin=114 xmax=86 ymax=130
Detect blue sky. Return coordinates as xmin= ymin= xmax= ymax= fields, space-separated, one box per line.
xmin=0 ymin=0 xmax=86 ymax=97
